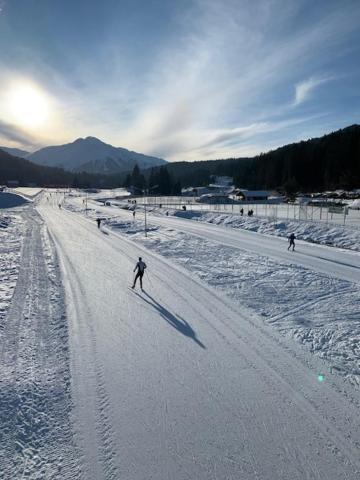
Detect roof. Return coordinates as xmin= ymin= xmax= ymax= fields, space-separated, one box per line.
xmin=236 ymin=190 xmax=269 ymax=197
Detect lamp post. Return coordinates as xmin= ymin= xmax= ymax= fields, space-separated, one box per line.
xmin=133 ymin=185 xmax=158 ymax=237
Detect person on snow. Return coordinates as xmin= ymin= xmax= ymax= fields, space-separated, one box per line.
xmin=288 ymin=233 xmax=296 ymax=251
xmin=96 ymin=218 xmax=101 ymax=229
xmin=133 ymin=210 xmax=136 ymax=220
xmin=132 ymin=257 xmax=147 ymax=290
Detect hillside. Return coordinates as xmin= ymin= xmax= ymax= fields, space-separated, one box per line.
xmin=27 ymin=136 xmax=166 ymax=174
xmin=0 ymin=146 xmax=30 ymax=157
xmin=147 ymin=125 xmax=360 ymax=191
xmin=0 ymin=149 xmax=115 ymax=188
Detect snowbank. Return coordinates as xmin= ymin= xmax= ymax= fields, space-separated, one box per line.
xmin=0 ymin=192 xmax=29 ymax=209
xmin=350 ymin=199 xmax=360 ymax=210
xmin=0 ymin=213 xmax=26 ymax=330
xmin=169 ymin=209 xmax=360 ymax=252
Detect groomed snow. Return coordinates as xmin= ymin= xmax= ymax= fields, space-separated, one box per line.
xmin=2 ymin=191 xmax=360 ymax=479
xmin=38 ymin=193 xmax=360 ymax=479
xmin=64 ymin=196 xmax=360 ymax=383
xmin=162 ymin=208 xmax=360 ymax=252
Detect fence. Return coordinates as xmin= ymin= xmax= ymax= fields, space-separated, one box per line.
xmin=128 ymin=196 xmax=360 ymax=230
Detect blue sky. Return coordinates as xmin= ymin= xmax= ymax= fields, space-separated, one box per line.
xmin=0 ymin=0 xmax=359 ymax=160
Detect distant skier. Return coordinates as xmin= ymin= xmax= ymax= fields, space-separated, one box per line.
xmin=132 ymin=257 xmax=147 ymax=290
xmin=58 ymin=203 xmax=61 ymax=209
xmin=288 ymin=233 xmax=296 ymax=251
xmin=96 ymin=218 xmax=101 ymax=229
xmin=133 ymin=210 xmax=136 ymax=220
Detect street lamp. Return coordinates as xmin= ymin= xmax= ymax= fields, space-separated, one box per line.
xmin=133 ymin=185 xmax=158 ymax=237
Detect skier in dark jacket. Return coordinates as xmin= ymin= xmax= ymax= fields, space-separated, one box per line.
xmin=288 ymin=233 xmax=296 ymax=251
xmin=96 ymin=218 xmax=101 ymax=229
xmin=132 ymin=257 xmax=147 ymax=289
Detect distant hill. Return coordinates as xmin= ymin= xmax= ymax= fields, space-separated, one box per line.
xmin=0 ymin=149 xmax=118 ymax=188
xmin=27 ymin=136 xmax=167 ymax=174
xmin=0 ymin=146 xmax=30 ymax=157
xmin=146 ymin=124 xmax=360 ymax=192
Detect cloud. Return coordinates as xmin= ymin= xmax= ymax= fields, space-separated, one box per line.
xmin=1 ymin=0 xmax=359 ymax=160
xmin=293 ymin=76 xmax=331 ymax=106
xmin=0 ymin=119 xmax=38 ymax=149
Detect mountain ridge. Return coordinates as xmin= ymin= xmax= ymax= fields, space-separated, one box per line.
xmin=25 ymin=136 xmax=167 ymax=174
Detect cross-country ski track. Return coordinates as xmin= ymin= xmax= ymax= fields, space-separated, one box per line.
xmin=85 ymin=199 xmax=360 ymax=284
xmin=3 ymin=194 xmax=359 ymax=479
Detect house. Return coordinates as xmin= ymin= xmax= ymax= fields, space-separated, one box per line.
xmin=234 ymin=189 xmax=269 ymax=201
xmin=197 ymin=193 xmax=232 ymax=204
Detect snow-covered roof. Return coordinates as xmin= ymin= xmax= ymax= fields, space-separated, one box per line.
xmin=349 ymin=199 xmax=360 ymax=209
xmin=236 ymin=190 xmax=269 ymax=197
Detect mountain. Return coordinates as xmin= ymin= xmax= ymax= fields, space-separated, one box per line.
xmin=27 ymin=136 xmax=167 ymax=174
xmin=0 ymin=146 xmax=30 ymax=157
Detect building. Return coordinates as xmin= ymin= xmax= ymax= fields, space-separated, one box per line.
xmin=234 ymin=189 xmax=269 ymax=201
xmin=197 ymin=193 xmax=233 ymax=204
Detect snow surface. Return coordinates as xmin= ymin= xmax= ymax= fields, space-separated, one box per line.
xmin=66 ymin=198 xmax=360 ymax=385
xmin=2 ymin=191 xmax=360 ymax=479
xmin=150 ymin=207 xmax=360 ymax=252
xmin=0 ymin=192 xmax=29 ymax=209
xmin=0 ymin=211 xmax=25 ymax=330
xmin=0 ymin=205 xmax=79 ymax=479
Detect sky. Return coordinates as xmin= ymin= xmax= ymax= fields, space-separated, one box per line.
xmin=0 ymin=0 xmax=359 ymax=161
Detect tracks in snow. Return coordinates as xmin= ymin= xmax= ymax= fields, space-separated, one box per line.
xmin=0 ymin=207 xmax=80 ymax=479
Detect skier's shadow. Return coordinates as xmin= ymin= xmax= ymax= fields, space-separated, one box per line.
xmin=134 ymin=291 xmax=206 ymax=349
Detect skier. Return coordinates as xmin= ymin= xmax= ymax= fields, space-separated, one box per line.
xmin=288 ymin=233 xmax=296 ymax=251
xmin=132 ymin=257 xmax=147 ymax=290
xmin=96 ymin=218 xmax=101 ymax=229
xmin=133 ymin=210 xmax=136 ymax=220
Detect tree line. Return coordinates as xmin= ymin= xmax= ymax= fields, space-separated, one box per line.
xmin=123 ymin=164 xmax=181 ymax=194
xmin=147 ymin=124 xmax=360 ymax=193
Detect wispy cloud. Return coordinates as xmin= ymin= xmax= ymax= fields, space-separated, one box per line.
xmin=293 ymin=76 xmax=332 ymax=106
xmin=0 ymin=119 xmax=37 ymax=149
xmin=0 ymin=0 xmax=359 ymax=159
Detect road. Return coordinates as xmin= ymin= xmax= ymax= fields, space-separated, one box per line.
xmin=37 ymin=196 xmax=360 ymax=479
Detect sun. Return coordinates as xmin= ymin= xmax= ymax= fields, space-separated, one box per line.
xmin=6 ymin=83 xmax=49 ymax=129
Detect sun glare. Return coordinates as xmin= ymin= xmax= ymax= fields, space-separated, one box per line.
xmin=6 ymin=84 xmax=49 ymax=128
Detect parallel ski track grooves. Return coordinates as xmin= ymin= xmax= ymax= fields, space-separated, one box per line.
xmin=48 ymin=230 xmax=122 ymax=480
xmin=123 ymin=210 xmax=360 ymax=284
xmin=0 ymin=208 xmax=80 ymax=479
xmin=101 ymin=228 xmax=360 ymax=473
xmin=62 ymin=209 xmax=360 ymax=474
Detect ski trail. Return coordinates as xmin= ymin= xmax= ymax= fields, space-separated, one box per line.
xmin=38 ymin=199 xmax=360 ymax=480
xmin=0 ymin=207 xmax=80 ymax=479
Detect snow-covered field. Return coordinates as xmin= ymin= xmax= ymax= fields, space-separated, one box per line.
xmin=1 ymin=192 xmax=360 ymax=479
